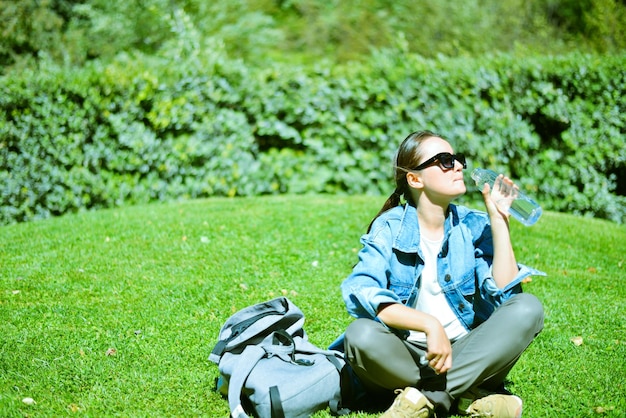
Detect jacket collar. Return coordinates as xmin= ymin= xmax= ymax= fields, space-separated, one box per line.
xmin=393 ymin=203 xmax=459 ymax=253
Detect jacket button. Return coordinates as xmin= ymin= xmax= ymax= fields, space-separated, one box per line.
xmin=444 ymin=274 xmax=451 ymax=282
xmin=459 ymin=303 xmax=465 ymax=311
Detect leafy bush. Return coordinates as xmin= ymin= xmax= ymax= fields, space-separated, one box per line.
xmin=2 ymin=0 xmax=625 ymax=70
xmin=1 ymin=51 xmax=624 ymax=225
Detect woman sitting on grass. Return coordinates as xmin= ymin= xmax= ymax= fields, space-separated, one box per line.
xmin=339 ymin=130 xmax=544 ymax=417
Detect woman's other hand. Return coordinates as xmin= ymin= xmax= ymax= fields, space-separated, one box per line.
xmin=424 ymin=318 xmax=452 ymax=375
xmin=481 ymin=174 xmax=519 ymax=223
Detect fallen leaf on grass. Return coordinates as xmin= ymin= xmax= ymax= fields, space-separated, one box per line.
xmin=276 ymin=289 xmax=297 ymax=297
xmin=105 ymin=348 xmax=117 ymax=356
xmin=594 ymin=406 xmax=615 ymax=413
xmin=570 ymin=336 xmax=584 ymax=346
xmin=22 ymin=397 xmax=35 ymax=405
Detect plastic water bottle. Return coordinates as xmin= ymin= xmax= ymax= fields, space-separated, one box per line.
xmin=471 ymin=168 xmax=543 ymax=226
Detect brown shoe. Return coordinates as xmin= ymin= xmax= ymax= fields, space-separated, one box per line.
xmin=458 ymin=389 xmax=522 ymax=418
xmin=381 ymin=387 xmax=434 ymax=418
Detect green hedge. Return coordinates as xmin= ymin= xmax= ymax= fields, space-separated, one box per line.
xmin=1 ymin=52 xmax=625 ymax=224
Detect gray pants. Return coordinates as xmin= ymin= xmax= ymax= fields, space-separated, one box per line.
xmin=344 ymin=293 xmax=544 ymax=412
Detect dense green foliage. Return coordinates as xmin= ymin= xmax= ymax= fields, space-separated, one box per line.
xmin=1 ymin=50 xmax=625 ymax=224
xmin=1 ymin=196 xmax=625 ymax=417
xmin=2 ymin=1 xmax=625 ymax=225
xmin=2 ymin=0 xmax=626 ymax=71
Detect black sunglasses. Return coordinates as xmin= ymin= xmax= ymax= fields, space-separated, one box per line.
xmin=413 ymin=152 xmax=467 ymax=171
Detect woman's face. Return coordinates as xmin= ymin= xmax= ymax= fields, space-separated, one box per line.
xmin=412 ymin=136 xmax=467 ymax=201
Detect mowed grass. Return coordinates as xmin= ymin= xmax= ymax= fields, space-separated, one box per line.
xmin=1 ymin=195 xmax=624 ymax=417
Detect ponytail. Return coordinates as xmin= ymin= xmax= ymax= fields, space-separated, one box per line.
xmin=366 ymin=188 xmax=404 ymax=233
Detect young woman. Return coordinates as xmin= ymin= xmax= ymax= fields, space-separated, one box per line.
xmin=339 ymin=131 xmax=545 ymax=417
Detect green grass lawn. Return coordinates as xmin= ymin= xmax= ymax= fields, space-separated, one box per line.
xmin=1 ymin=195 xmax=624 ymax=417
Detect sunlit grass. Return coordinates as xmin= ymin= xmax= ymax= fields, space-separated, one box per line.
xmin=1 ymin=195 xmax=624 ymax=417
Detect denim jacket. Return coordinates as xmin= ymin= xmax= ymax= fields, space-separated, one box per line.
xmin=341 ymin=203 xmax=545 ymax=333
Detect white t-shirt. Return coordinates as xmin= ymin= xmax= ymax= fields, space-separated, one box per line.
xmin=408 ymin=235 xmax=468 ymax=344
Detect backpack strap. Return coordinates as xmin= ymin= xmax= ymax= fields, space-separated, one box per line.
xmin=269 ymin=386 xmax=285 ymax=418
xmin=325 ymin=353 xmax=352 ymax=416
xmin=273 ymin=332 xmax=352 ymax=416
xmin=226 ymin=344 xmax=266 ymax=418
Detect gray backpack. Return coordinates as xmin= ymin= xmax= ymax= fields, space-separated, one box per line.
xmin=209 ymin=297 xmax=351 ymax=418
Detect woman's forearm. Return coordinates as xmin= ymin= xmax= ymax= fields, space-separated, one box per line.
xmin=377 ymin=302 xmax=440 ymax=333
xmin=490 ymin=217 xmax=519 ymax=288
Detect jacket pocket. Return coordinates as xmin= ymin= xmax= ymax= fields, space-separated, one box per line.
xmin=458 ymin=272 xmax=476 ymax=304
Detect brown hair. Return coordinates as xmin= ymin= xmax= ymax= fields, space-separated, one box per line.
xmin=367 ymin=130 xmax=442 ymax=232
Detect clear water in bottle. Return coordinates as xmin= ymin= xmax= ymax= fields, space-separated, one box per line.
xmin=471 ymin=168 xmax=543 ymax=226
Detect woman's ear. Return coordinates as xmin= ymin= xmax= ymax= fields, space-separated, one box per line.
xmin=406 ymin=171 xmax=423 ymax=189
